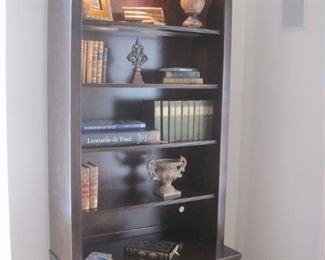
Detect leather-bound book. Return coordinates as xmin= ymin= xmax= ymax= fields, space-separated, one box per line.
xmin=80 ymin=165 xmax=90 ymax=211
xmin=125 ymin=239 xmax=179 ymax=260
xmin=84 ymin=163 xmax=99 ymax=210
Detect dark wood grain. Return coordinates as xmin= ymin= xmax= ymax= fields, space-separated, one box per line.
xmin=83 ymin=185 xmax=215 ymax=213
xmin=217 ymin=0 xmax=233 ymax=245
xmin=83 ymin=232 xmax=241 ymax=260
xmin=82 ymin=140 xmax=217 ymax=153
xmin=83 ymin=83 xmax=220 ymax=89
xmin=83 ymin=20 xmax=221 ymax=37
xmin=48 ymin=0 xmax=240 ymax=259
xmin=48 ymin=0 xmax=82 ymax=259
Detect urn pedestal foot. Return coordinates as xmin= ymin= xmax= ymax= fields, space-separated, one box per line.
xmin=154 ymin=185 xmax=181 ymax=199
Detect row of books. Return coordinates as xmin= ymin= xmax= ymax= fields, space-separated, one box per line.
xmin=144 ymin=100 xmax=215 ymax=142
xmin=81 ymin=119 xmax=160 ymax=148
xmin=161 ymin=67 xmax=204 ymax=84
xmin=81 ymin=163 xmax=99 ymax=211
xmin=81 ymin=40 xmax=108 ymax=84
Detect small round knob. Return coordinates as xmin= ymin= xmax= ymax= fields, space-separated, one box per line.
xmin=179 ymin=206 xmax=185 ymax=213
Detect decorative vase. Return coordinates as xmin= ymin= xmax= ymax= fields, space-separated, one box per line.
xmin=147 ymin=156 xmax=187 ymax=199
xmin=180 ymin=0 xmax=205 ymax=28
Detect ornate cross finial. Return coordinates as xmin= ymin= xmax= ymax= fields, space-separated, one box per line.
xmin=127 ymin=38 xmax=148 ymax=84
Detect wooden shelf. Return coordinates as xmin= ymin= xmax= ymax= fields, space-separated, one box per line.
xmin=83 ymin=83 xmax=220 ymax=89
xmin=82 ymin=140 xmax=217 ymax=153
xmin=83 ymin=20 xmax=221 ymax=37
xmin=84 ymin=185 xmax=215 ymax=214
xmin=83 ymin=232 xmax=241 ymax=260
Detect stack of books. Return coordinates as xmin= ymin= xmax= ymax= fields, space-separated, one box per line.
xmin=81 ymin=163 xmax=99 ymax=211
xmin=143 ymin=100 xmax=215 ymax=143
xmin=81 ymin=40 xmax=108 ymax=84
xmin=160 ymin=68 xmax=204 ymax=84
xmin=81 ymin=119 xmax=160 ymax=148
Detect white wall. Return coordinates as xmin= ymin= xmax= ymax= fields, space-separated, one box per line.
xmin=6 ymin=0 xmax=49 ymax=259
xmin=1 ymin=0 xmax=12 ymax=259
xmin=226 ymin=0 xmax=325 ymax=259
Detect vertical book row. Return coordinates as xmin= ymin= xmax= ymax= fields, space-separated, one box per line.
xmin=81 ymin=40 xmax=108 ymax=84
xmin=143 ymin=100 xmax=215 ymax=143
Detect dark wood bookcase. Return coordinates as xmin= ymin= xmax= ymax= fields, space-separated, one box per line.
xmin=48 ymin=0 xmax=241 ymax=259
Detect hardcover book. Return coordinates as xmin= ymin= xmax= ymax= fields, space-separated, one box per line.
xmin=91 ymin=41 xmax=99 ymax=83
xmin=160 ymin=67 xmax=197 ymax=72
xmin=174 ymin=101 xmax=182 ymax=142
xmin=206 ymin=100 xmax=215 ymax=140
xmin=86 ymin=252 xmax=113 ymax=260
xmin=188 ymin=100 xmax=195 ymax=141
xmin=161 ymin=101 xmax=169 ymax=142
xmin=193 ymin=100 xmax=201 ymax=141
xmin=84 ymin=163 xmax=99 ymax=210
xmin=81 ymin=165 xmax=90 ymax=211
xmin=125 ymin=239 xmax=179 ymax=260
xmin=82 ymin=130 xmax=160 ymax=148
xmin=96 ymin=41 xmax=104 ymax=84
xmin=82 ymin=119 xmax=146 ymax=132
xmin=81 ymin=40 xmax=86 ymax=84
xmin=168 ymin=101 xmax=176 ymax=142
xmin=86 ymin=40 xmax=94 ymax=84
xmin=163 ymin=77 xmax=203 ymax=84
xmin=102 ymin=47 xmax=108 ymax=83
xmin=199 ymin=101 xmax=206 ymax=140
xmin=164 ymin=71 xmax=201 ymax=78
xmin=181 ymin=101 xmax=189 ymax=141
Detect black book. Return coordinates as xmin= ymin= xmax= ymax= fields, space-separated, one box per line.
xmin=125 ymin=239 xmax=179 ymax=260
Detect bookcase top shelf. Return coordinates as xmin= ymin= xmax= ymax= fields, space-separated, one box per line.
xmin=82 ymin=83 xmax=221 ymax=90
xmin=82 ymin=140 xmax=217 ymax=153
xmin=83 ymin=20 xmax=222 ymax=37
xmin=83 ymin=185 xmax=215 ymax=214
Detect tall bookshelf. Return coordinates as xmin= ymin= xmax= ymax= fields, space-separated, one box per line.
xmin=48 ymin=0 xmax=241 ymax=259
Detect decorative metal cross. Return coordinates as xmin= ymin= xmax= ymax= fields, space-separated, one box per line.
xmin=127 ymin=37 xmax=148 ymax=84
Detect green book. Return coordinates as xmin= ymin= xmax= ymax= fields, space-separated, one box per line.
xmin=200 ymin=101 xmax=210 ymax=140
xmin=187 ymin=101 xmax=195 ymax=141
xmin=199 ymin=101 xmax=206 ymax=140
xmin=162 ymin=101 xmax=169 ymax=142
xmin=181 ymin=101 xmax=189 ymax=141
xmin=193 ymin=100 xmax=201 ymax=141
xmin=206 ymin=100 xmax=215 ymax=140
xmin=175 ymin=101 xmax=182 ymax=142
xmin=168 ymin=101 xmax=176 ymax=142
xmin=142 ymin=100 xmax=161 ymax=132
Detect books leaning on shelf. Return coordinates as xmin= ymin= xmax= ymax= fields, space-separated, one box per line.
xmin=125 ymin=239 xmax=179 ymax=260
xmin=81 ymin=163 xmax=99 ymax=211
xmin=160 ymin=67 xmax=204 ymax=84
xmin=86 ymin=252 xmax=113 ymax=260
xmin=81 ymin=119 xmax=160 ymax=148
xmin=143 ymin=100 xmax=214 ymax=143
xmin=81 ymin=40 xmax=108 ymax=84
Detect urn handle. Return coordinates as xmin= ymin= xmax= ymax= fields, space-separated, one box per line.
xmin=147 ymin=158 xmax=159 ymax=181
xmin=178 ymin=155 xmax=187 ymax=175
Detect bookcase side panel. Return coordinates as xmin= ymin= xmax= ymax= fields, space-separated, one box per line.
xmin=48 ymin=0 xmax=82 ymax=259
xmin=217 ymin=0 xmax=233 ymax=245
